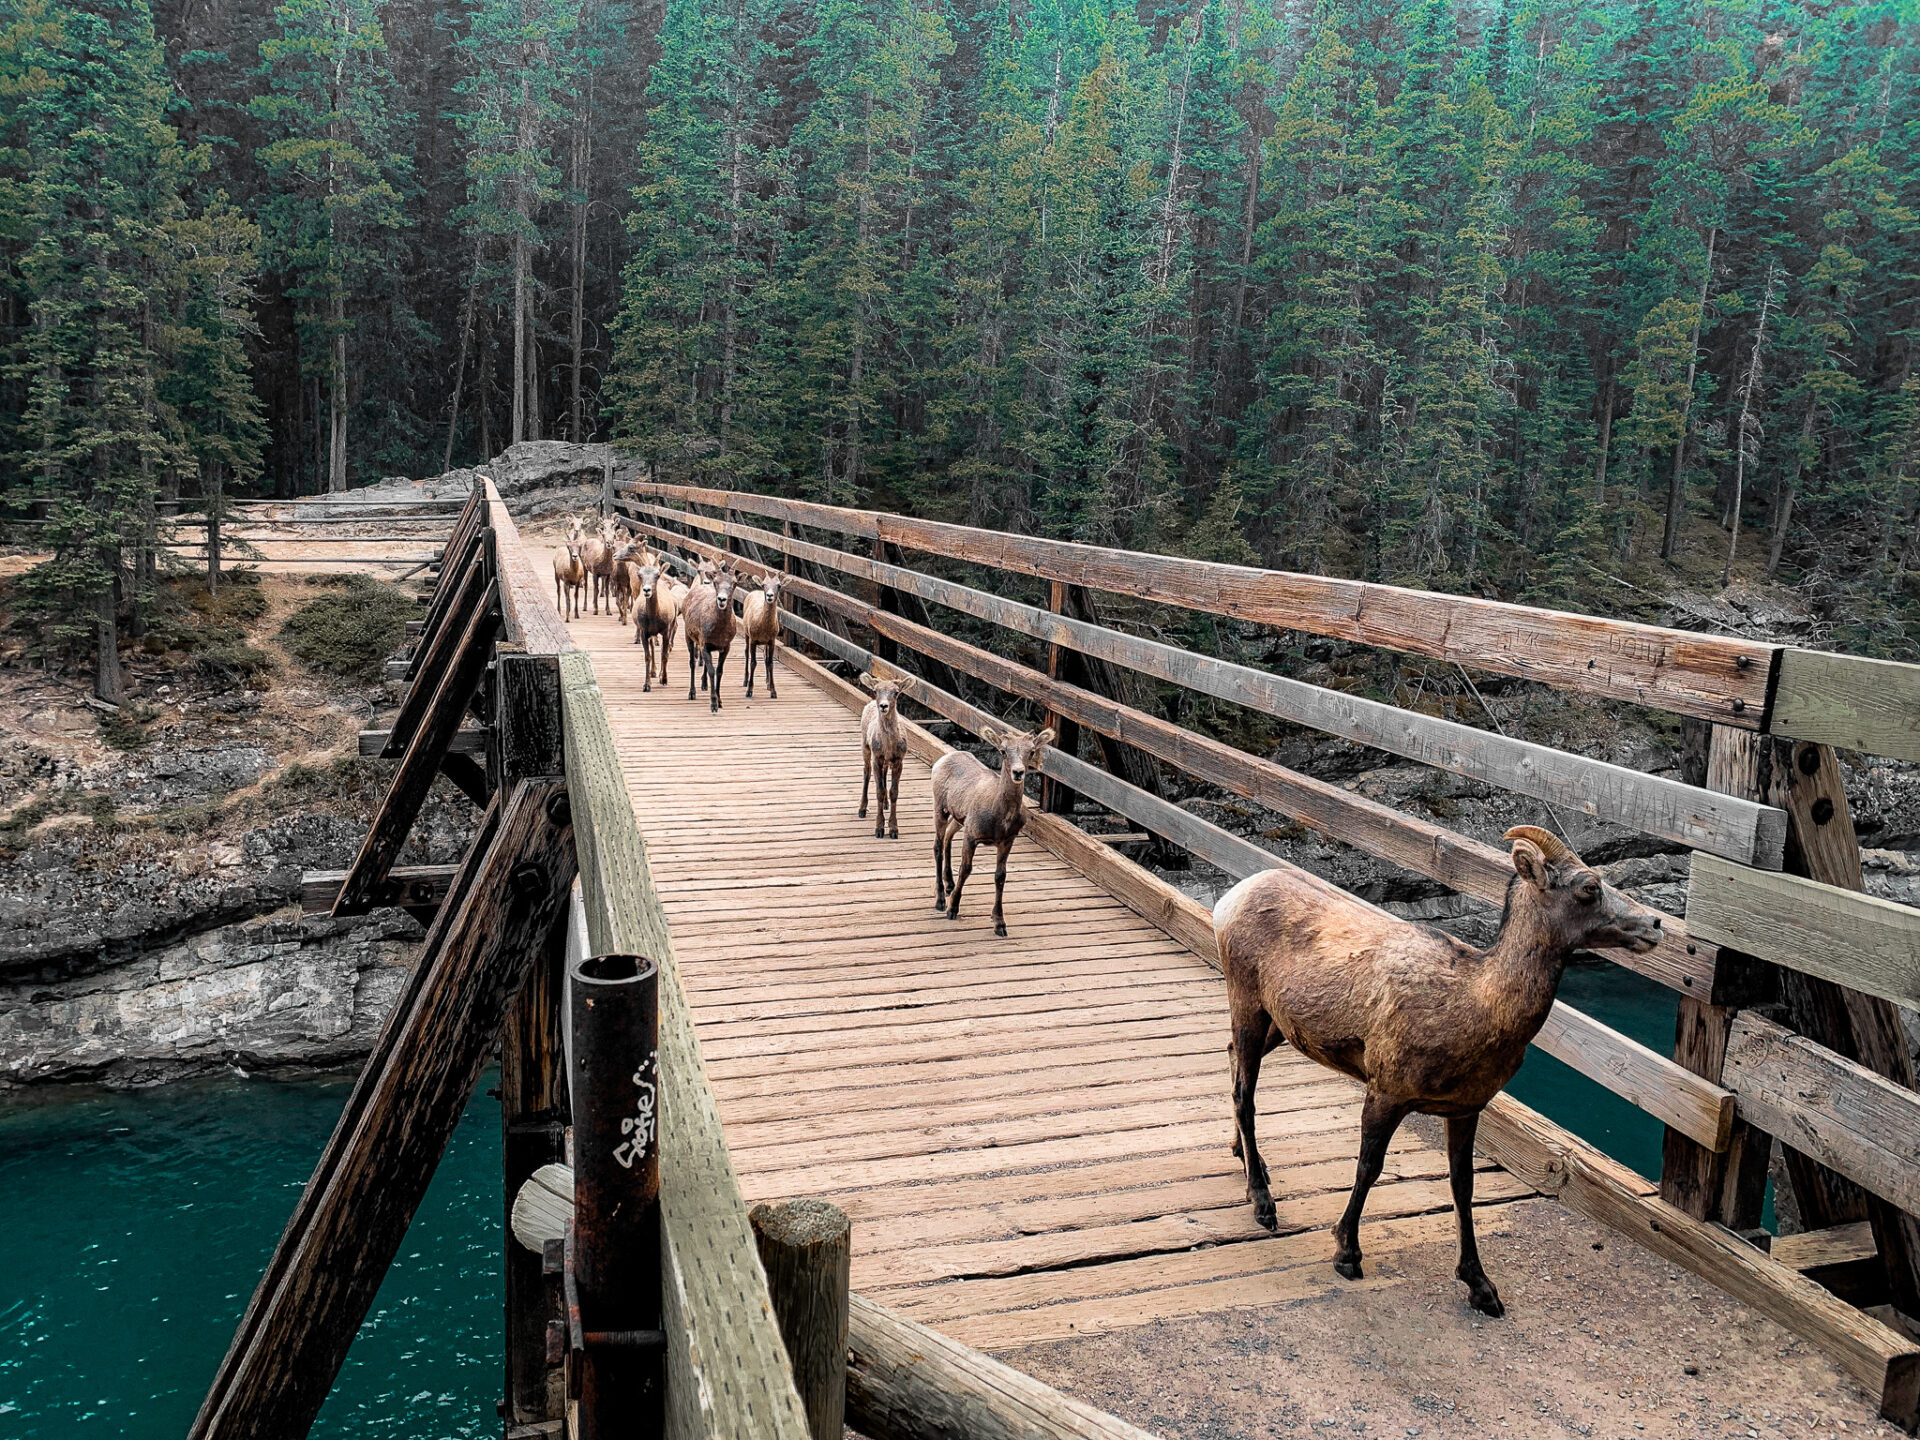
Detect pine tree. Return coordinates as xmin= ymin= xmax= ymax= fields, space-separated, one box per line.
xmin=251 ymin=0 xmax=405 ymax=491
xmin=2 ymin=0 xmax=185 ymax=699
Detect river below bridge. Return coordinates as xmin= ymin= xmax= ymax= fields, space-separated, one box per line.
xmin=1 ymin=967 xmax=1704 ymax=1438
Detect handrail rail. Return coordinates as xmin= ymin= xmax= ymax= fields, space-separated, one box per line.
xmin=621 ymin=496 xmax=1788 ymax=869
xmin=626 ymin=480 xmax=1779 ymax=726
xmin=622 ymin=507 xmax=1720 ymax=995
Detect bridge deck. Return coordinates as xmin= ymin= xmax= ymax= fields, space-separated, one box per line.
xmin=567 ymin=602 xmax=1531 ymax=1350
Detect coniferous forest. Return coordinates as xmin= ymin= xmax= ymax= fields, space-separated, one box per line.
xmin=3 ymin=0 xmax=1919 ymax=686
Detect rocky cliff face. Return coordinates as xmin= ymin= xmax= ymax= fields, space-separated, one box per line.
xmin=0 ymin=571 xmax=479 ymax=1089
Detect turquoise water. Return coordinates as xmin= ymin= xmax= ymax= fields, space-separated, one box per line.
xmin=0 ymin=967 xmax=1686 ymax=1438
xmin=1507 ymin=960 xmax=1678 ymax=1181
xmin=0 ymin=1071 xmax=502 ymax=1438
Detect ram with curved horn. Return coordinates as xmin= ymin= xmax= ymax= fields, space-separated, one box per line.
xmin=1213 ymin=824 xmax=1665 ymax=1317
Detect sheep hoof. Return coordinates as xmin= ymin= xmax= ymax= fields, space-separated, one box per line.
xmin=994 ymin=921 xmax=1008 ymax=937
xmin=858 ymin=806 xmax=868 ymax=818
xmin=888 ymin=828 xmax=898 ymax=840
xmin=1468 ymin=1288 xmax=1504 ymax=1317
xmin=874 ymin=827 xmax=885 ymax=839
xmin=1334 ymin=1255 xmax=1363 ymax=1281
xmin=945 ymin=907 xmax=959 ymax=921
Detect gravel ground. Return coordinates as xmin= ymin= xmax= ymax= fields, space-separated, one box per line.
xmin=999 ymin=1198 xmax=1906 ymax=1440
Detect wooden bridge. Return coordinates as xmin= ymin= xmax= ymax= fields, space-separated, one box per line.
xmin=192 ymin=476 xmax=1920 ymax=1440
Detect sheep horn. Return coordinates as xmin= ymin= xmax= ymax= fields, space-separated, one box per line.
xmin=1504 ymin=825 xmax=1576 ymax=865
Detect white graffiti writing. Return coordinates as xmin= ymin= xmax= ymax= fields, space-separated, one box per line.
xmin=613 ymin=1059 xmax=658 ymax=1170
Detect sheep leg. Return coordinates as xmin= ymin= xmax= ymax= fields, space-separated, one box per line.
xmin=686 ymin=636 xmax=698 ymax=700
xmin=765 ymin=641 xmax=777 ymax=699
xmin=885 ymin=757 xmax=901 ymax=838
xmin=933 ymin=810 xmax=953 ymax=907
xmin=860 ymin=743 xmax=873 ymax=820
xmin=1229 ymin=1009 xmax=1276 ymax=1230
xmin=989 ymin=839 xmax=1013 ymax=936
xmin=710 ymin=649 xmax=726 ymax=711
xmin=1448 ymin=1112 xmax=1504 ymax=1317
xmin=946 ymin=837 xmax=977 ymax=920
xmin=744 ymin=640 xmax=756 ymax=696
xmin=1333 ymin=1092 xmax=1410 ymax=1281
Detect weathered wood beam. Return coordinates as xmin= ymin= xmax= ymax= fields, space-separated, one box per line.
xmin=623 ymin=498 xmax=1786 ymax=869
xmin=1688 ymin=853 xmax=1920 ymax=1012
xmin=1771 ymin=649 xmax=1920 ymax=763
xmin=485 ymin=481 xmax=576 ymax=656
xmin=299 ymin=863 xmax=459 ymax=914
xmin=335 ymin=586 xmax=499 ymax=916
xmin=189 ymin=778 xmax=575 ymax=1440
xmin=847 ymin=1292 xmax=1164 ymax=1440
xmin=360 ymin=726 xmax=487 ymax=756
xmin=383 ymin=547 xmax=491 ymax=757
xmin=1725 ymin=1014 xmax=1920 ymax=1220
xmin=625 ymin=481 xmax=1777 ymax=726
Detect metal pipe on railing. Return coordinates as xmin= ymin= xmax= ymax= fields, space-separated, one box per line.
xmin=567 ymin=952 xmax=664 ymax=1439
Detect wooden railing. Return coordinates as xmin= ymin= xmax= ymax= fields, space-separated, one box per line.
xmin=623 ymin=480 xmax=1920 ymax=1430
xmin=193 ymin=480 xmax=808 ymax=1440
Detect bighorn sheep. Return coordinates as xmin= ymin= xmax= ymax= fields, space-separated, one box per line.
xmin=931 ymin=724 xmax=1053 ymax=936
xmin=682 ymin=565 xmax=739 ymax=711
xmin=552 ymin=537 xmax=585 ymax=621
xmin=739 ymin=573 xmax=784 ymax=699
xmin=581 ymin=517 xmax=624 ymax=615
xmin=1213 ymin=825 xmax=1664 ymax=1317
xmin=858 ymin=674 xmax=905 ymax=838
xmin=632 ymin=563 xmax=681 ymax=692
xmin=609 ymin=541 xmax=639 ymax=625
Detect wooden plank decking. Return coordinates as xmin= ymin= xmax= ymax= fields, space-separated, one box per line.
xmin=563 ymin=600 xmax=1533 ymax=1351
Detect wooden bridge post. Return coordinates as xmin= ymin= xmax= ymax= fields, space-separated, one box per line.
xmin=751 ymin=1200 xmax=851 ymax=1440
xmin=1661 ymin=726 xmax=1775 ymax=1228
xmin=1763 ymin=739 xmax=1920 ymax=1317
xmin=1055 ymin=585 xmax=1183 ymax=868
xmin=1040 ymin=581 xmax=1080 ymax=815
xmin=497 ymin=648 xmax=571 ymax=1427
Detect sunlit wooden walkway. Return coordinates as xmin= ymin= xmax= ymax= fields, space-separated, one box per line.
xmin=560 ymin=599 xmax=1532 ymax=1350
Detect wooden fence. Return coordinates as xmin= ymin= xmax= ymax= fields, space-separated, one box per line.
xmin=621 ymin=480 xmax=1920 ymax=1430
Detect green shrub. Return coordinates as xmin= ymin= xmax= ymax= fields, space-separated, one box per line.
xmin=279 ymin=576 xmax=415 ymax=682
xmin=193 ymin=641 xmax=276 ymax=683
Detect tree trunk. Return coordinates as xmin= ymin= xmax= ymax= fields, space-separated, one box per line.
xmin=1767 ymin=405 xmax=1813 ymax=579
xmin=445 ymin=235 xmax=485 ymax=472
xmin=1724 ymin=264 xmax=1775 ymax=588
xmin=1594 ymin=373 xmax=1615 ymax=505
xmin=570 ymin=77 xmax=590 ymax=444
xmin=94 ymin=563 xmax=123 ymax=705
xmin=1661 ymin=226 xmax=1715 ymax=562
xmin=329 ymin=289 xmax=348 ymax=493
xmin=512 ymin=230 xmax=528 ymax=446
xmin=206 ymin=461 xmax=222 ymax=597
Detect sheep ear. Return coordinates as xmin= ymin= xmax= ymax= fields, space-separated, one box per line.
xmin=1510 ymin=836 xmax=1551 ymax=890
xmin=859 ymin=672 xmax=877 ymax=691
xmin=1036 ymin=728 xmax=1056 ymax=748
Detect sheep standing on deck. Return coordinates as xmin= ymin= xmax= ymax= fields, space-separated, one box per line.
xmin=858 ymin=674 xmax=905 ymax=838
xmin=1213 ymin=825 xmax=1664 ymax=1317
xmin=931 ymin=724 xmax=1054 ymax=937
xmin=552 ymin=539 xmax=586 ymax=621
xmin=739 ymin=573 xmax=784 ymax=699
xmin=609 ymin=542 xmax=639 ymax=625
xmin=681 ymin=566 xmax=739 ymax=711
xmin=632 ymin=563 xmax=681 ymax=692
xmin=578 ymin=520 xmax=611 ymax=616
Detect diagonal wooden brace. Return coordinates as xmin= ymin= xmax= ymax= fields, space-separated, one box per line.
xmin=385 ymin=540 xmax=491 ymax=757
xmin=337 ymin=579 xmax=499 ymax=916
xmin=411 ymin=489 xmax=488 ymax=656
xmin=189 ymin=777 xmax=577 ymax=1440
